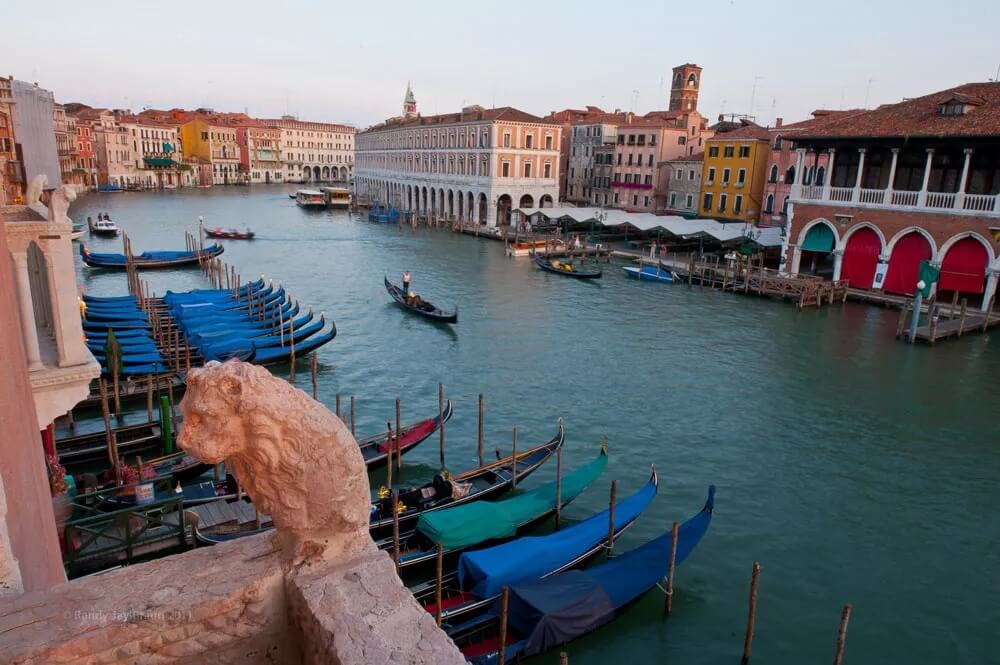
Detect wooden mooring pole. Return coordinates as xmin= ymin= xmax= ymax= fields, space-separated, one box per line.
xmin=385 ymin=420 xmax=394 ymax=489
xmin=350 ymin=396 xmax=356 ymax=436
xmin=395 ymin=398 xmax=402 ymax=472
xmin=498 ymin=587 xmax=510 ymax=665
xmin=606 ymin=480 xmax=617 ymax=558
xmin=435 ymin=543 xmax=444 ymax=627
xmin=554 ymin=447 xmax=563 ymax=530
xmin=664 ymin=521 xmax=679 ymax=615
xmin=391 ymin=489 xmax=400 ymax=574
xmin=477 ymin=393 xmax=484 ymax=466
xmin=832 ymin=605 xmax=852 ymax=665
xmin=335 ymin=394 xmax=341 ymax=419
xmin=511 ymin=427 xmax=518 ymax=489
xmin=310 ymin=353 xmax=318 ymax=400
xmin=438 ymin=383 xmax=445 ymax=467
xmin=741 ymin=562 xmax=762 ymax=664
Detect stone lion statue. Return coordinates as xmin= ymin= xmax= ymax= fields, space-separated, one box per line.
xmin=178 ymin=360 xmax=373 ymax=563
xmin=47 ymin=184 xmax=76 ymax=224
xmin=25 ymin=174 xmax=48 ymax=209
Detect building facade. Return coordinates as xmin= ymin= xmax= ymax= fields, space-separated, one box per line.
xmin=356 ymin=99 xmax=560 ymax=226
xmin=93 ymin=109 xmax=141 ymax=188
xmin=260 ymin=117 xmax=354 ymax=184
xmin=234 ymin=121 xmax=283 ymax=184
xmin=10 ymin=80 xmax=61 ymax=188
xmin=660 ymin=152 xmax=703 ymax=214
xmin=118 ymin=115 xmax=183 ymax=188
xmin=0 ymin=77 xmax=21 ymax=204
xmin=782 ymin=82 xmax=1000 ymax=310
xmin=545 ymin=106 xmax=618 ymax=202
xmin=566 ymin=116 xmax=625 ymax=204
xmin=179 ymin=116 xmax=240 ymax=185
xmin=52 ymin=105 xmax=74 ymax=185
xmin=700 ymin=122 xmax=771 ymax=222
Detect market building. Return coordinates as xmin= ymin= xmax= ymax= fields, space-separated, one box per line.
xmin=782 ymin=82 xmax=1000 ymax=310
xmin=259 ymin=116 xmax=354 ymax=184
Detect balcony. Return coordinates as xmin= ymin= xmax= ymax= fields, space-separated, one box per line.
xmin=793 ymin=183 xmax=1000 ymax=216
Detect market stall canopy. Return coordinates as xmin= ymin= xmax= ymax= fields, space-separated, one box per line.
xmin=516 ymin=207 xmax=784 ymax=247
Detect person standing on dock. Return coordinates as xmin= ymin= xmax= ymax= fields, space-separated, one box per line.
xmin=403 ymin=271 xmax=412 ymax=294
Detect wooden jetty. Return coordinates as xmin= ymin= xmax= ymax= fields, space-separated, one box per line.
xmin=896 ymin=293 xmax=998 ymax=344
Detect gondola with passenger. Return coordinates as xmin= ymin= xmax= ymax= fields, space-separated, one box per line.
xmin=532 ymin=253 xmax=603 ymax=279
xmin=384 ymin=275 xmax=458 ymax=324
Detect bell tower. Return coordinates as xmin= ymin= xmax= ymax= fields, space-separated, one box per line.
xmin=669 ymin=64 xmax=702 ymax=112
xmin=403 ymin=82 xmax=417 ymax=118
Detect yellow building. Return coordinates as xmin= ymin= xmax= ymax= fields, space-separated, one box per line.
xmin=700 ymin=123 xmax=771 ymax=222
xmin=178 ymin=115 xmax=241 ymax=185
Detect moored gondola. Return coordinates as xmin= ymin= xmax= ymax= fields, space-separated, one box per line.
xmin=203 ymin=227 xmax=255 ymax=240
xmin=79 ymin=243 xmax=224 ymax=269
xmin=532 ymin=253 xmax=603 ymax=279
xmin=360 ymin=400 xmax=454 ymax=469
xmin=384 ymin=276 xmax=457 ymax=324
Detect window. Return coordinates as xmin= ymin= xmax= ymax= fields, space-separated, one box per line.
xmin=648 ymin=154 xmax=654 ymax=166
xmin=785 ymin=165 xmax=796 ymax=184
xmin=503 ymin=132 xmax=511 ymax=148
xmin=525 ymin=134 xmax=533 ymax=149
xmin=739 ymin=145 xmax=751 ymax=158
xmin=545 ymin=135 xmax=553 ymax=149
xmin=617 ymin=153 xmax=622 ymax=165
xmin=624 ymin=173 xmax=632 ymax=183
xmin=627 ymin=154 xmax=633 ymax=166
xmin=685 ymin=194 xmax=693 ymax=208
xmin=637 ymin=135 xmax=645 ymax=146
xmin=676 ymin=168 xmax=683 ymax=179
xmin=617 ymin=135 xmax=624 ymax=145
xmin=544 ymin=162 xmax=551 ymax=178
xmin=781 ymin=196 xmax=789 ymax=214
xmin=804 ymin=166 xmax=813 ymax=185
xmin=815 ymin=165 xmax=826 ymax=186
xmin=571 ymin=167 xmax=575 ymax=178
xmin=723 ymin=146 xmax=734 ymax=158
xmin=569 ymin=185 xmax=575 ymax=195
xmin=737 ymin=168 xmax=746 ymax=185
xmin=644 ymin=174 xmax=652 ymax=185
xmin=702 ymin=192 xmax=713 ymax=210
xmin=604 ymin=194 xmax=610 ymax=205
xmin=734 ymin=195 xmax=743 ymax=213
xmin=632 ymin=195 xmax=639 ymax=206
xmin=614 ymin=193 xmax=619 ymax=203
xmin=644 ymin=196 xmax=650 ymax=207
xmin=670 ymin=193 xmax=677 ymax=207
xmin=524 ymin=162 xmax=531 ymax=177
xmin=707 ymin=167 xmax=716 ymax=183
xmin=678 ymin=136 xmax=686 ymax=145
xmin=650 ymin=134 xmax=657 ymax=146
xmin=768 ymin=164 xmax=778 ymax=183
xmin=502 ymin=161 xmax=510 ymax=177
xmin=772 ymin=136 xmax=783 ymax=150
xmin=708 ymin=146 xmax=719 ymax=157
xmin=627 ymin=134 xmax=636 ymax=145
xmin=719 ymin=193 xmax=728 ymax=212
xmin=722 ymin=168 xmax=731 ymax=184
xmin=764 ymin=193 xmax=774 ymax=214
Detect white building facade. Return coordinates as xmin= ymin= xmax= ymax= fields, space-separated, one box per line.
xmin=355 ymin=103 xmax=560 ymax=226
xmin=260 ymin=117 xmax=355 ymax=184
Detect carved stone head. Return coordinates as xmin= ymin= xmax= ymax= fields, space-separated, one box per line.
xmin=179 ymin=360 xmax=372 ymax=563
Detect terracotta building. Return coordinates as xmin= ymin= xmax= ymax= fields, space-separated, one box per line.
xmin=232 ymin=120 xmax=283 ymax=184
xmin=782 ymin=82 xmax=1000 ymax=310
xmin=0 ymin=77 xmax=21 ymax=204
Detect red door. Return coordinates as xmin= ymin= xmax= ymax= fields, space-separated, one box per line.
xmin=884 ymin=232 xmax=933 ymax=295
xmin=939 ymin=237 xmax=989 ymax=293
xmin=840 ymin=227 xmax=882 ymax=288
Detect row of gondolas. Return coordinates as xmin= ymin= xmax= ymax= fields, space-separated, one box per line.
xmin=82 ymin=279 xmax=336 ymax=376
xmin=62 ymin=400 xmax=715 ymax=663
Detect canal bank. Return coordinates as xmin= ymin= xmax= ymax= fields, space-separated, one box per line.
xmin=70 ymin=186 xmax=999 ymax=665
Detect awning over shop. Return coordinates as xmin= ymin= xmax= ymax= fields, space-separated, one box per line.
xmin=515 ymin=207 xmax=784 ymax=247
xmin=800 ymin=224 xmax=835 ymax=252
xmin=143 ymin=157 xmax=178 ymax=168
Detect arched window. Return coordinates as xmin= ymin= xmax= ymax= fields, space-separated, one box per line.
xmin=687 ymin=73 xmax=697 ymax=87
xmin=785 ymin=165 xmax=796 ymax=184
xmin=804 ymin=166 xmax=813 ymax=186
xmin=764 ymin=193 xmax=774 ymax=214
xmin=815 ymin=165 xmax=826 ymax=186
xmin=768 ymin=164 xmax=778 ymax=183
xmin=781 ymin=196 xmax=789 ymax=214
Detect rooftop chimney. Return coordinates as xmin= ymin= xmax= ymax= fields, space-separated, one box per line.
xmin=775 ymin=117 xmax=783 ymax=128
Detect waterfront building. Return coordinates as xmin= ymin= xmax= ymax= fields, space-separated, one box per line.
xmin=259 ymin=116 xmax=355 ymax=184
xmin=566 ymin=112 xmax=628 ymax=205
xmin=91 ymin=109 xmax=142 ymax=188
xmin=356 ymin=92 xmax=560 ymax=226
xmin=10 ymin=80 xmax=61 ymax=188
xmin=659 ymin=152 xmax=703 ymax=215
xmin=0 ymin=77 xmax=21 ymax=204
xmin=52 ymin=105 xmax=74 ymax=185
xmin=782 ymin=82 xmax=1000 ymax=310
xmin=233 ymin=120 xmax=283 ymax=184
xmin=700 ymin=122 xmax=771 ymax=222
xmin=545 ymin=106 xmax=616 ymax=202
xmin=71 ymin=114 xmax=98 ymax=189
xmin=117 ymin=114 xmax=183 ymax=189
xmin=178 ymin=115 xmax=241 ymax=185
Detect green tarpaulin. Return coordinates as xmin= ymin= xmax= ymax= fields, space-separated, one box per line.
xmin=143 ymin=157 xmax=177 ymax=167
xmin=801 ymin=223 xmax=835 ymax=252
xmin=918 ymin=260 xmax=940 ymax=297
xmin=416 ymin=448 xmax=609 ymax=549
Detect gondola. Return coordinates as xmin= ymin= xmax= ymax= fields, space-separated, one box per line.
xmin=622 ymin=263 xmax=674 ymax=283
xmin=360 ymin=400 xmax=453 ymax=469
xmin=532 ymin=254 xmax=603 ymax=279
xmin=384 ymin=276 xmax=457 ymax=324
xmin=450 ymin=485 xmax=716 ymax=664
xmin=203 ymin=227 xmax=255 ymax=240
xmin=79 ymin=243 xmax=224 ymax=269
xmin=195 ymin=420 xmax=565 ymax=546
xmin=77 ymin=373 xmax=186 ymax=411
xmin=414 ymin=467 xmax=658 ymax=624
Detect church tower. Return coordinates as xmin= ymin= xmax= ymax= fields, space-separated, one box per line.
xmin=669 ymin=64 xmax=702 ymax=112
xmin=403 ymin=82 xmax=417 ymax=118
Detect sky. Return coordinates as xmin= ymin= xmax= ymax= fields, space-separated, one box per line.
xmin=4 ymin=0 xmax=1000 ymax=129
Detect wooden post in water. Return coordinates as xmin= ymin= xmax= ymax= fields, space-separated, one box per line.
xmin=606 ymin=480 xmax=616 ymax=558
xmin=664 ymin=521 xmax=679 ymax=615
xmin=438 ymin=383 xmax=445 ymax=467
xmin=146 ymin=375 xmax=154 ymax=421
xmin=498 ymin=587 xmax=510 ymax=665
xmin=832 ymin=605 xmax=852 ymax=665
xmin=983 ymin=294 xmax=996 ymax=333
xmin=289 ymin=323 xmax=296 ymax=382
xmin=741 ymin=562 xmax=762 ymax=664
xmin=511 ymin=426 xmax=518 ymax=489
xmin=554 ymin=447 xmax=563 ymax=530
xmin=391 ymin=489 xmax=401 ymax=573
xmin=335 ymin=394 xmax=341 ymax=419
xmin=395 ymin=398 xmax=402 ymax=471
xmin=435 ymin=543 xmax=444 ymax=627
xmin=477 ymin=393 xmax=484 ymax=466
xmin=385 ymin=420 xmax=394 ymax=489
xmin=98 ymin=379 xmax=120 ymax=483
xmin=350 ymin=396 xmax=356 ymax=436
xmin=958 ymin=298 xmax=968 ymax=336
xmin=167 ymin=379 xmax=177 ymax=437
xmin=311 ymin=353 xmax=318 ymax=400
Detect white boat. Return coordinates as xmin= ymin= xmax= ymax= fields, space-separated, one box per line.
xmin=323 ymin=186 xmax=352 ymax=209
xmin=295 ymin=189 xmax=327 ymax=208
xmin=90 ymin=218 xmax=120 ymax=237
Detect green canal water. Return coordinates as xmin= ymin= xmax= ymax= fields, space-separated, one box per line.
xmin=70 ymin=187 xmax=999 ymax=665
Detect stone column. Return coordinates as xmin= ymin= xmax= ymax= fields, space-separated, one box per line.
xmin=822 ymin=149 xmax=836 ymax=200
xmin=0 ymin=471 xmax=24 ymax=597
xmin=12 ymin=252 xmax=43 ymax=371
xmin=852 ymin=148 xmax=866 ymax=202
xmin=886 ymin=148 xmax=900 ymax=203
xmin=789 ymin=246 xmax=803 ymax=275
xmin=956 ymin=148 xmax=973 ymax=209
xmin=832 ymin=249 xmax=845 ymax=281
xmin=917 ymin=148 xmax=935 ymax=207
xmin=982 ymin=268 xmax=998 ymax=313
xmin=790 ymin=148 xmax=806 ymax=199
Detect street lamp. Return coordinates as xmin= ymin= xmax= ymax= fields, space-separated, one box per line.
xmin=909 ymin=279 xmax=927 ymax=343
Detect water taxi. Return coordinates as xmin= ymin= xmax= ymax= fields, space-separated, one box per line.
xmin=295 ymin=189 xmax=327 ymax=209
xmin=323 ymin=186 xmax=352 ymax=209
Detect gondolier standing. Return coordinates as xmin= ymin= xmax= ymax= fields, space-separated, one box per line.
xmin=403 ymin=271 xmax=412 ymax=294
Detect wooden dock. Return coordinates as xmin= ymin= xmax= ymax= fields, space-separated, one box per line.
xmin=895 ymin=293 xmax=998 ymax=344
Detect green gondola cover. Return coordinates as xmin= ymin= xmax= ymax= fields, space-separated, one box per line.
xmin=416 ymin=448 xmax=608 ymax=549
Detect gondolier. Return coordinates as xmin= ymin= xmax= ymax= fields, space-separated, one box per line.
xmin=402 ymin=271 xmax=412 ymax=293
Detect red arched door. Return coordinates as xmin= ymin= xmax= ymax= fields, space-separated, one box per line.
xmin=939 ymin=237 xmax=989 ymax=293
xmin=840 ymin=227 xmax=882 ymax=288
xmin=884 ymin=232 xmax=932 ymax=295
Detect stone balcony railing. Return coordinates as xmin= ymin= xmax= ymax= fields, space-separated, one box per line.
xmin=793 ymin=183 xmax=1000 ymax=216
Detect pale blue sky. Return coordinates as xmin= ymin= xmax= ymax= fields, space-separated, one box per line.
xmin=4 ymin=0 xmax=999 ymax=128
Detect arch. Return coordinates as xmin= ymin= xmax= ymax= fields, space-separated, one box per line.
xmin=478 ymin=193 xmax=488 ymax=224
xmin=430 ymin=188 xmax=437 ymax=215
xmin=539 ymin=194 xmax=553 ymax=208
xmin=312 ymin=166 xmax=321 ymax=180
xmin=840 ymin=226 xmax=883 ymax=289
xmin=768 ymin=164 xmax=778 ymax=183
xmin=884 ymin=231 xmax=933 ymax=295
xmin=302 ymin=168 xmax=312 ymax=182
xmin=764 ymin=193 xmax=774 ymax=214
xmin=496 ymin=193 xmax=511 ymax=225
xmin=785 ymin=165 xmax=796 ymax=184
xmin=815 ymin=165 xmax=826 ymax=186
xmin=466 ymin=191 xmax=475 ymax=222
xmin=322 ymin=166 xmax=330 ymax=180
xmin=839 ymin=222 xmax=888 ymax=253
xmin=886 ymin=226 xmax=938 ymax=261
xmin=439 ymin=188 xmax=446 ymax=216
xmin=519 ymin=194 xmax=534 ymax=209
xmin=797 ymin=218 xmax=839 ymax=249
xmin=938 ymin=234 xmax=993 ymax=294
xmin=796 ymin=218 xmax=838 ymax=278
xmin=447 ymin=189 xmax=454 ymax=217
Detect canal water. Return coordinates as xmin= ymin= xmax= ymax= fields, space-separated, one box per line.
xmin=70 ymin=187 xmax=999 ymax=665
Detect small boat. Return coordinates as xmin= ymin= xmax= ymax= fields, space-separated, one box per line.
xmin=533 ymin=254 xmax=602 ymax=279
xmin=288 ymin=193 xmax=296 ymax=199
xmin=295 ymin=189 xmax=327 ymax=208
xmin=323 ymin=186 xmax=352 ymax=209
xmin=506 ymin=239 xmax=565 ymax=257
xmin=90 ymin=218 xmax=120 ymax=237
xmin=204 ymin=227 xmax=255 ymax=240
xmin=71 ymin=223 xmax=85 ymax=241
xmin=450 ymin=486 xmax=716 ymax=664
xmin=79 ymin=243 xmax=224 ymax=269
xmin=359 ymin=400 xmax=454 ymax=469
xmin=384 ymin=276 xmax=457 ymax=324
xmin=369 ymin=206 xmax=400 ymax=224
xmin=623 ymin=263 xmax=674 ymax=283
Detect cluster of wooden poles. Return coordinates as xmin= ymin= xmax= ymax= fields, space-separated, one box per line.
xmin=897 ymin=288 xmax=997 ymax=344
